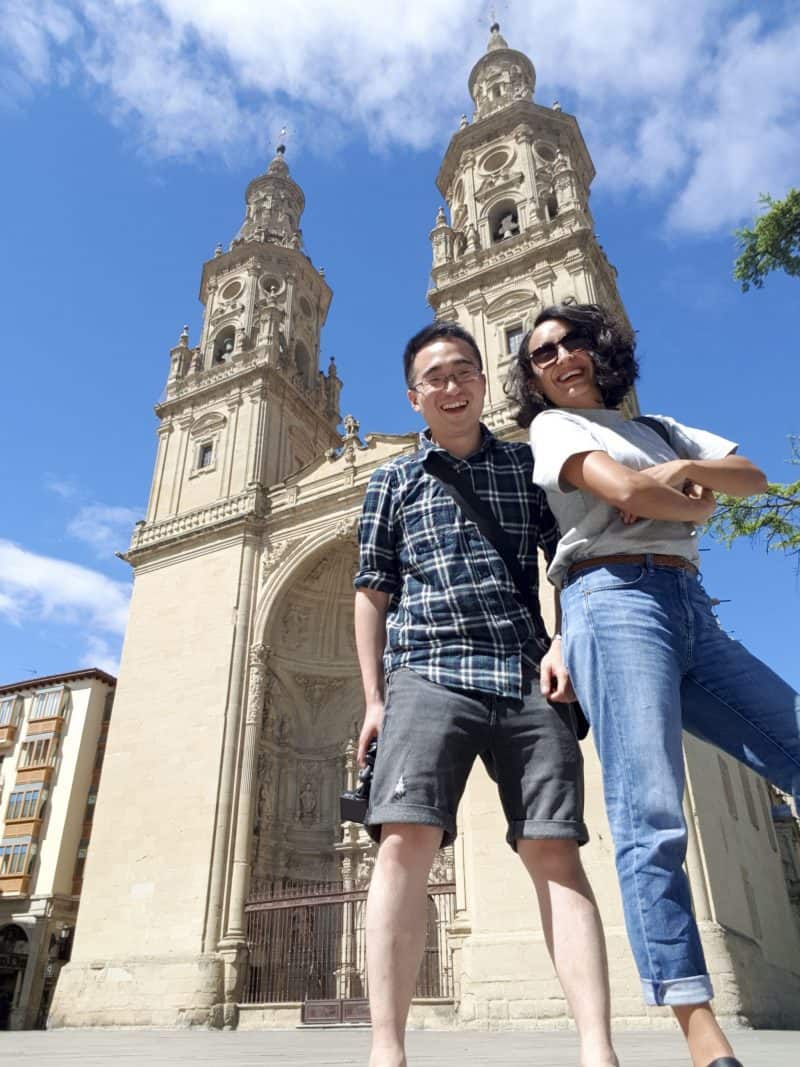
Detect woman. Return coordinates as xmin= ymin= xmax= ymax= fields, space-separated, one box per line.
xmin=506 ymin=302 xmax=800 ymax=1067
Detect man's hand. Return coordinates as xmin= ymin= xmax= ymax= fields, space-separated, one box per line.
xmin=540 ymin=639 xmax=576 ymax=703
xmin=357 ymin=700 xmax=385 ymax=767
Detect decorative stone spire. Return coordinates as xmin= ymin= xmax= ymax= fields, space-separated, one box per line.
xmin=467 ymin=22 xmax=535 ymax=121
xmin=233 ymin=142 xmax=305 ymax=250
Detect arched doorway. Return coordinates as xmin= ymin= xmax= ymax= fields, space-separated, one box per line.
xmin=251 ymin=539 xmax=365 ymax=890
xmin=0 ymin=924 xmax=29 ymax=1030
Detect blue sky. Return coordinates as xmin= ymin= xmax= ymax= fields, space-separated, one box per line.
xmin=1 ymin=1 xmax=799 ymax=688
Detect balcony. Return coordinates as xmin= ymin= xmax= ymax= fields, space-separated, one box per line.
xmin=0 ymin=873 xmax=30 ymax=896
xmin=0 ymin=724 xmax=18 ymax=747
xmin=25 ymin=716 xmax=64 ymax=737
xmin=15 ymin=764 xmax=54 ymax=786
xmin=4 ymin=817 xmax=42 ymax=839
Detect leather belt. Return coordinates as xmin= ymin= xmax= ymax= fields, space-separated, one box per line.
xmin=567 ymin=553 xmax=698 ymax=579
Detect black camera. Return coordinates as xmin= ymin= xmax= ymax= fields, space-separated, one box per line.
xmin=340 ymin=739 xmax=378 ymax=824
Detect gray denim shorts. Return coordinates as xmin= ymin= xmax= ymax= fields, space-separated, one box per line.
xmin=365 ymin=667 xmax=588 ymax=850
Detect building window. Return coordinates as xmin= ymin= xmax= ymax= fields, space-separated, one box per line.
xmin=0 ymin=840 xmax=30 ymax=875
xmin=0 ymin=696 xmax=21 ymax=727
xmin=30 ymin=687 xmax=64 ymax=721
xmin=717 ymin=755 xmax=738 ymax=820
xmin=505 ymin=324 xmax=524 ymax=355
xmin=19 ymin=735 xmax=55 ymax=770
xmin=197 ymin=442 xmax=214 ymax=469
xmin=6 ymin=785 xmax=43 ymax=821
xmin=74 ymin=838 xmax=90 ymax=881
xmin=102 ymin=692 xmax=114 ymax=722
xmin=738 ymin=764 xmax=760 ymax=830
xmin=546 ymin=193 xmax=559 ymax=221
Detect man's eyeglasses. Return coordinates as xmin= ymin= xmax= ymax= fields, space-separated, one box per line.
xmin=528 ymin=329 xmax=593 ymax=369
xmin=412 ymin=366 xmax=483 ymax=394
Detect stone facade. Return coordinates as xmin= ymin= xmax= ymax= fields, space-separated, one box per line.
xmin=49 ymin=25 xmax=800 ymax=1031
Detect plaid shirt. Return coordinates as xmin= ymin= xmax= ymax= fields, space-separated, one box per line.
xmin=354 ymin=426 xmax=559 ymax=700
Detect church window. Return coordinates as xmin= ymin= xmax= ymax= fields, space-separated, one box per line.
xmin=489 ymin=199 xmax=520 ymax=243
xmin=505 ymin=324 xmax=524 ymax=355
xmin=197 ymin=442 xmax=214 ymax=470
xmin=758 ymin=783 xmax=778 ymax=852
xmin=492 ymin=84 xmax=502 ymax=99
xmin=737 ymin=764 xmax=760 ymax=830
xmin=717 ymin=755 xmax=738 ymax=820
xmin=294 ymin=342 xmax=311 ymax=382
xmin=213 ymin=328 xmax=236 ymax=365
xmin=546 ymin=194 xmax=559 ymax=221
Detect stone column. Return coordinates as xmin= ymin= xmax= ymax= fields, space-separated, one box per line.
xmin=223 ymin=642 xmax=271 ymax=943
xmin=203 ymin=535 xmax=259 ymax=954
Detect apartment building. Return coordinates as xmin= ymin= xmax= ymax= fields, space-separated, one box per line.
xmin=0 ymin=668 xmax=115 ymax=1029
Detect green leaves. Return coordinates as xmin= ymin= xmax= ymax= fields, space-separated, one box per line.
xmin=707 ymin=438 xmax=800 ymax=561
xmin=733 ymin=189 xmax=800 ymax=292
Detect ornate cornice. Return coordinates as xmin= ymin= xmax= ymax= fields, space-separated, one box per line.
xmin=126 ymin=486 xmax=268 ymax=558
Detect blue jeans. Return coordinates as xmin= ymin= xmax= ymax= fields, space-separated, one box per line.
xmin=560 ymin=558 xmax=800 ymax=1007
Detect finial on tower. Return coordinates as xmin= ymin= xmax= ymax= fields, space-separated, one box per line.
xmin=179 ymin=324 xmax=189 ymax=345
xmin=487 ymin=20 xmax=508 ymax=51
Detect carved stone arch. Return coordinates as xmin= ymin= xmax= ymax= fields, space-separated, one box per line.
xmin=485 ymin=288 xmax=537 ymax=321
xmin=251 ymin=523 xmax=365 ymax=888
xmin=210 ymin=323 xmax=237 ymax=366
xmin=486 ymin=197 xmax=521 ymax=244
xmin=189 ymin=411 xmax=227 ymax=438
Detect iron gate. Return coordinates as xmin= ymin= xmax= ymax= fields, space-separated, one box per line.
xmin=242 ymin=879 xmax=456 ymax=1009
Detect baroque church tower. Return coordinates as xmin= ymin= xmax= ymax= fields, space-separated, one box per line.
xmin=428 ymin=23 xmax=626 ymax=431
xmin=51 ymin=26 xmax=800 ymax=1032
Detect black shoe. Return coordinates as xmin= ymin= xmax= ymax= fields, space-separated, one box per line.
xmin=706 ymin=1059 xmax=744 ymax=1067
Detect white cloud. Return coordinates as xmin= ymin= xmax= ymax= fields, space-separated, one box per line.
xmin=44 ymin=477 xmax=79 ymax=499
xmin=0 ymin=538 xmax=131 ymax=636
xmin=81 ymin=633 xmax=121 ymax=675
xmin=2 ymin=1 xmax=799 ymax=231
xmin=67 ymin=503 xmax=141 ymax=556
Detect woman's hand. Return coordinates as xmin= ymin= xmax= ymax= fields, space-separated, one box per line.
xmin=639 ymin=459 xmax=692 ymax=490
xmin=540 ymin=638 xmax=576 ymax=703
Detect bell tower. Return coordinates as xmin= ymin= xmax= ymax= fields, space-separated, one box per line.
xmin=428 ymin=23 xmax=625 ymax=433
xmin=154 ymin=143 xmax=341 ymax=525
xmin=50 ymin=147 xmax=343 ymax=1029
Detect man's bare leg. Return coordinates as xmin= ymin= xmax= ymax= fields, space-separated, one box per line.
xmin=365 ymin=823 xmax=442 ymax=1067
xmin=518 ymin=839 xmax=618 ymax=1067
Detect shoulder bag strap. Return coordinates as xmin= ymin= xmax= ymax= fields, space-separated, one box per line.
xmin=633 ymin=415 xmax=671 ymax=447
xmin=422 ymin=450 xmax=547 ymax=641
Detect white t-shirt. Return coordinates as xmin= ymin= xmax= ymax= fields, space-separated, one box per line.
xmin=530 ymin=408 xmax=736 ymax=589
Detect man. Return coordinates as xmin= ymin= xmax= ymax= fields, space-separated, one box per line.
xmin=353 ymin=323 xmax=618 ymax=1067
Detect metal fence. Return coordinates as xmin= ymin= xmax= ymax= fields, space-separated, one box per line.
xmin=242 ymin=879 xmax=456 ymax=1005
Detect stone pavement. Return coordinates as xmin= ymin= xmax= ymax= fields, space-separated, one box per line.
xmin=0 ymin=1029 xmax=796 ymax=1067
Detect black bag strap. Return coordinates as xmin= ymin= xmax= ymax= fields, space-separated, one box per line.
xmin=422 ymin=450 xmax=547 ymax=642
xmin=633 ymin=415 xmax=671 ymax=447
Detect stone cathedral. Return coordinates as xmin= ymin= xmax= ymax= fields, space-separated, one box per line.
xmin=51 ymin=27 xmax=800 ymax=1031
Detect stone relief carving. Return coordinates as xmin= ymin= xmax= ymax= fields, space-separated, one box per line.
xmin=281 ymin=603 xmax=310 ymax=649
xmin=261 ymin=539 xmax=292 ymax=583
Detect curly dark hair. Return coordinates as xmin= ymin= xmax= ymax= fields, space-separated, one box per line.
xmin=504 ymin=303 xmax=639 ymax=427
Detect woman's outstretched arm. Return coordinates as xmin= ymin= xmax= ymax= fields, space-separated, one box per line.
xmin=561 ymin=450 xmax=717 ymax=523
xmin=640 ymin=455 xmax=767 ymax=497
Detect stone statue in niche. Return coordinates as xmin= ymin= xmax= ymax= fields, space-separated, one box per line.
xmin=297 ymin=780 xmax=318 ymax=822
